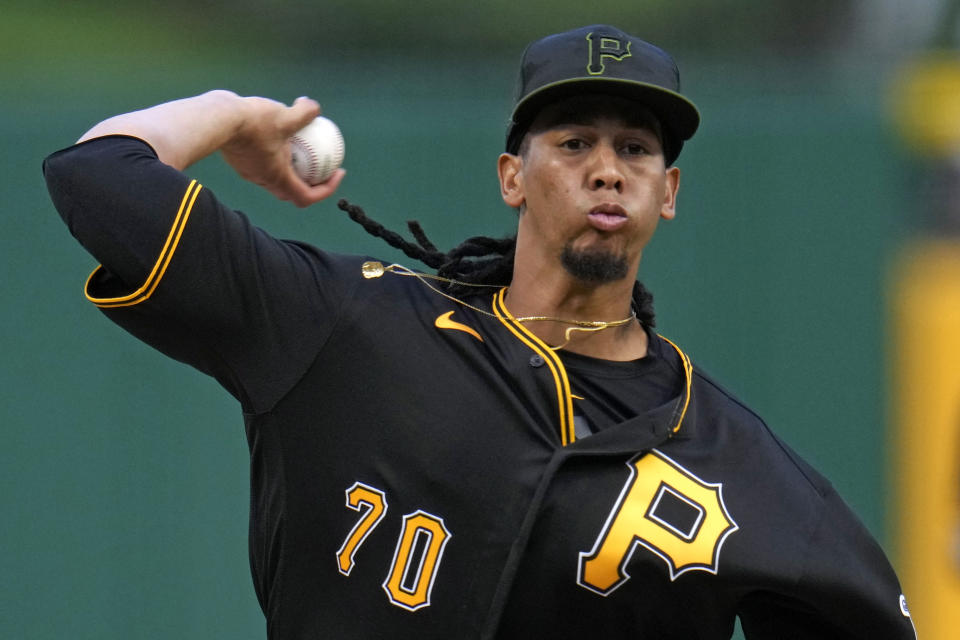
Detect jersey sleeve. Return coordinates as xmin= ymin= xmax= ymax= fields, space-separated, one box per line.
xmin=43 ymin=135 xmax=359 ymax=414
xmin=739 ymin=485 xmax=916 ymax=639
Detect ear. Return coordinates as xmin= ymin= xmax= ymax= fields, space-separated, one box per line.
xmin=660 ymin=166 xmax=681 ymax=221
xmin=498 ymin=153 xmax=525 ymax=209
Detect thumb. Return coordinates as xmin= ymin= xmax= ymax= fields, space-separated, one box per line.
xmin=284 ymin=96 xmax=322 ymax=134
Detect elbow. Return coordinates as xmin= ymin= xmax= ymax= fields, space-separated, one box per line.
xmin=43 ymin=137 xmax=156 ymax=231
xmin=43 ymin=145 xmax=89 ymax=231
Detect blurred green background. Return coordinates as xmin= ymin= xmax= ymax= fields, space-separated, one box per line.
xmin=2 ymin=0 xmax=947 ymax=637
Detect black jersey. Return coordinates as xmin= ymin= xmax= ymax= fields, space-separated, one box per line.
xmin=44 ymin=137 xmax=917 ymax=639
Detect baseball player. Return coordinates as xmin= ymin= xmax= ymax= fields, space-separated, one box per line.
xmin=44 ymin=25 xmax=915 ymax=639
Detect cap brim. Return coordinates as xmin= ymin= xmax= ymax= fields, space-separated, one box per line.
xmin=506 ymin=77 xmax=700 ymax=157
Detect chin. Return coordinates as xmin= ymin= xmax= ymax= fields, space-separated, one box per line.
xmin=560 ymin=245 xmax=630 ymax=284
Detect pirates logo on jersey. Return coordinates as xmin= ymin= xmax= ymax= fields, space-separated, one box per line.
xmin=578 ymin=450 xmax=738 ymax=593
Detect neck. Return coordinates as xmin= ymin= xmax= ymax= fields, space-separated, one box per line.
xmin=505 ymin=266 xmax=648 ymax=361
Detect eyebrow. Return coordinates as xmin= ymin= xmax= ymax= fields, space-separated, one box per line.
xmin=534 ymin=105 xmax=662 ymax=136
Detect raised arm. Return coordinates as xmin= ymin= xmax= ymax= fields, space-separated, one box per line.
xmin=78 ymin=90 xmax=344 ymax=208
xmin=45 ymin=91 xmax=357 ymax=412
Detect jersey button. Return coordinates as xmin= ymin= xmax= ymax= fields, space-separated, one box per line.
xmin=529 ymin=354 xmax=545 ymax=367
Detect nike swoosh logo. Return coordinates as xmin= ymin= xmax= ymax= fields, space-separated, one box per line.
xmin=435 ymin=310 xmax=483 ymax=342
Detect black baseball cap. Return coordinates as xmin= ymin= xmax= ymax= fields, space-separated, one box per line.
xmin=505 ymin=25 xmax=700 ymax=164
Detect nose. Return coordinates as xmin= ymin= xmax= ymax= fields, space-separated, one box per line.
xmin=588 ymin=143 xmax=624 ymax=192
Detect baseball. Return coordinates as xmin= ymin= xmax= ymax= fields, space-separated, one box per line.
xmin=290 ymin=116 xmax=345 ymax=185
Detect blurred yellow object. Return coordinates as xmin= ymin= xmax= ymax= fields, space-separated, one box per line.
xmin=891 ymin=52 xmax=960 ymax=156
xmin=890 ymin=239 xmax=960 ymax=640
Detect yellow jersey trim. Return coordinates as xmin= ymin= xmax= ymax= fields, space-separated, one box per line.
xmin=657 ymin=334 xmax=693 ymax=434
xmin=85 ymin=180 xmax=203 ymax=309
xmin=492 ymin=288 xmax=577 ymax=446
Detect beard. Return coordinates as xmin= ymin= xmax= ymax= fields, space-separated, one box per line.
xmin=560 ymin=244 xmax=630 ymax=284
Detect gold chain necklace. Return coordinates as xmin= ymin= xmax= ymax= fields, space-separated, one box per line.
xmin=362 ymin=261 xmax=637 ymax=348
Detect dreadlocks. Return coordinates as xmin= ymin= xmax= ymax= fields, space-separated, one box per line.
xmin=336 ymin=199 xmax=656 ymax=327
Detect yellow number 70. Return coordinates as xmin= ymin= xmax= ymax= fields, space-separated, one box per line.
xmin=335 ymin=482 xmax=452 ymax=612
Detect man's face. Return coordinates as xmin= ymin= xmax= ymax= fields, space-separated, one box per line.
xmin=499 ymin=95 xmax=680 ymax=285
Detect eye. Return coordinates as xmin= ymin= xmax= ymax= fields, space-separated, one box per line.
xmin=560 ymin=138 xmax=588 ymax=151
xmin=622 ymin=142 xmax=650 ymax=156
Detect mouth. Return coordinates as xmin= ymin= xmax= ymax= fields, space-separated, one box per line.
xmin=587 ymin=204 xmax=628 ymax=232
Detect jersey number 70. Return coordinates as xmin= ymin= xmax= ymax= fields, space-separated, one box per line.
xmin=335 ymin=481 xmax=452 ymax=611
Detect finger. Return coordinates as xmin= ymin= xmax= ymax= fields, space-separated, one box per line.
xmin=305 ymin=168 xmax=346 ymax=202
xmin=291 ymin=169 xmax=347 ymax=208
xmin=283 ymin=97 xmax=322 ymax=135
xmin=292 ymin=95 xmax=320 ymax=109
xmin=275 ymin=167 xmax=346 ymax=208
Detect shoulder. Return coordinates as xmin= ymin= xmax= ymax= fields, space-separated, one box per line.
xmin=344 ymin=261 xmax=494 ymax=306
xmin=677 ymin=353 xmax=833 ymax=498
xmin=330 ymin=261 xmax=500 ymax=340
